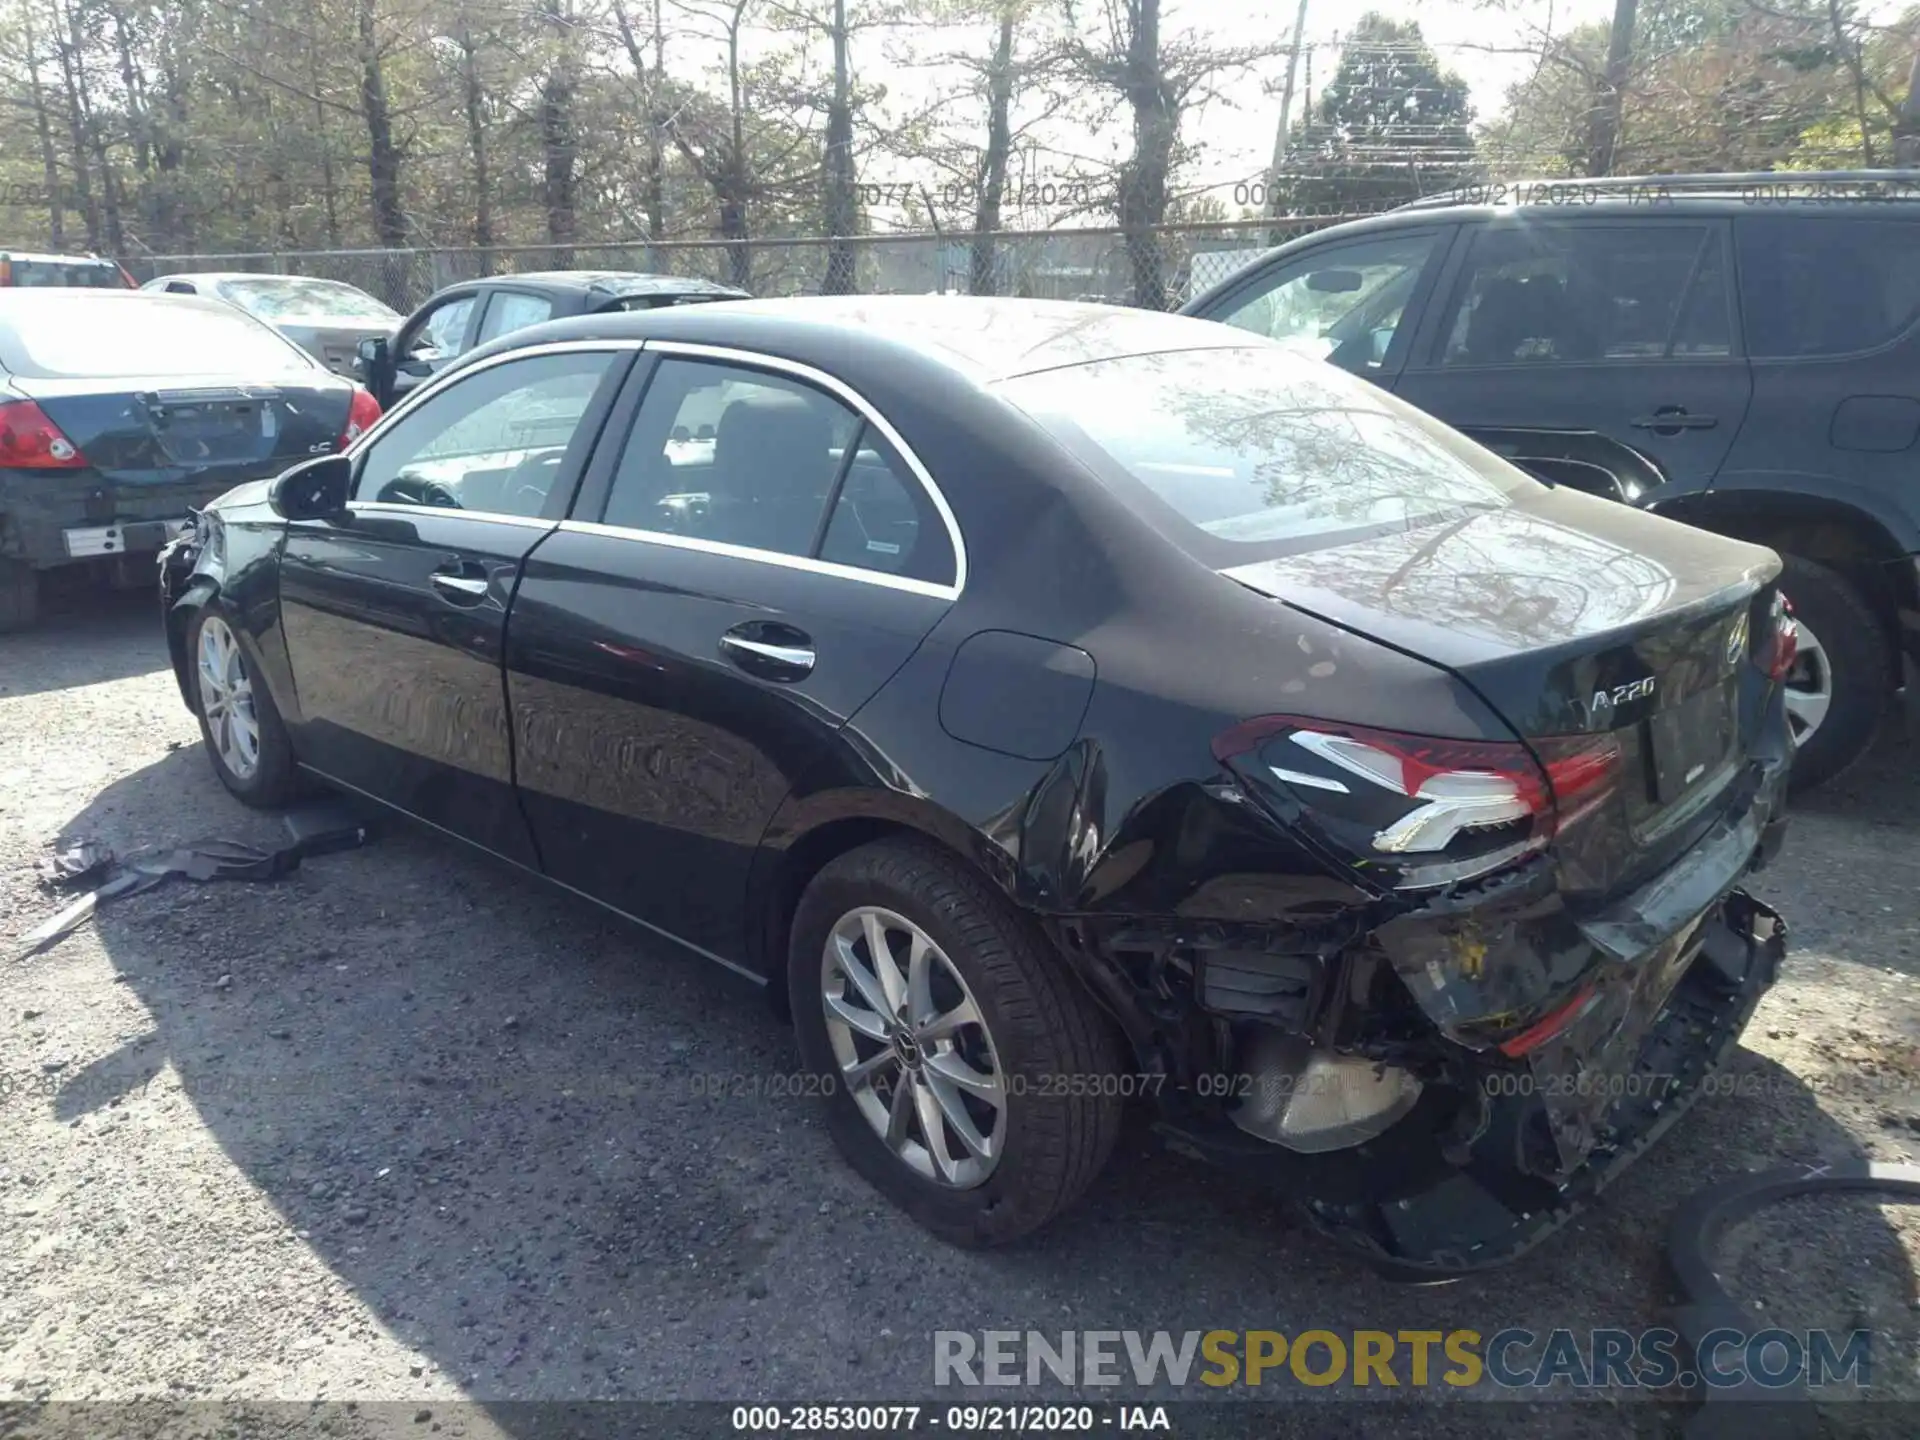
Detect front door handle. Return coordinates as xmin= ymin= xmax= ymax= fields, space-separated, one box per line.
xmin=1631 ymin=407 xmax=1718 ymax=434
xmin=720 ymin=623 xmax=815 ymax=680
xmin=429 ymin=568 xmax=490 ymax=603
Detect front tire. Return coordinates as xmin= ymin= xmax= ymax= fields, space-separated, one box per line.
xmin=189 ymin=605 xmax=298 ymax=808
xmin=790 ymin=838 xmax=1122 ymax=1246
xmin=1777 ymin=555 xmax=1889 ymax=792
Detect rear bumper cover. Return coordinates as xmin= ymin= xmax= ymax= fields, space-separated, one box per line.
xmin=1 ymin=473 xmax=236 ymax=569
xmin=1143 ymin=745 xmax=1791 ymax=1276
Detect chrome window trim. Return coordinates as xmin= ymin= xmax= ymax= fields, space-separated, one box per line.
xmin=642 ymin=339 xmax=968 ymax=597
xmin=345 ymin=501 xmax=556 ymax=529
xmin=557 ymin=518 xmax=957 ymax=601
xmin=343 ymin=338 xmax=646 ymax=459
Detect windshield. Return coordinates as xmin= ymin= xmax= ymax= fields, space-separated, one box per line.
xmin=996 ymin=346 xmax=1538 ymax=557
xmin=6 ymin=259 xmax=126 ymax=289
xmin=0 ymin=294 xmax=320 ymax=378
xmin=216 ymin=276 xmax=399 ymax=323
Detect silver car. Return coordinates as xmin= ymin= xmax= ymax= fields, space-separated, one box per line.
xmin=141 ymin=272 xmax=400 ymax=376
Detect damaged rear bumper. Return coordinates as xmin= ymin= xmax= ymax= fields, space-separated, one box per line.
xmin=1156 ymin=887 xmax=1784 ymax=1278
xmin=1139 ymin=762 xmax=1790 ymax=1276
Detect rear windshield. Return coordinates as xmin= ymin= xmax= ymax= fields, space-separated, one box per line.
xmin=216 ymin=276 xmax=399 ymax=323
xmin=0 ymin=295 xmax=318 ymax=378
xmin=996 ymin=346 xmax=1537 ymax=557
xmin=5 ymin=259 xmax=125 ymax=289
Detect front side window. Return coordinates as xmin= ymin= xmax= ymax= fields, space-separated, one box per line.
xmin=1737 ymin=217 xmax=1920 ymax=357
xmin=1211 ymin=233 xmax=1438 ymax=374
xmin=1438 ymin=224 xmax=1728 ymax=365
xmin=353 ymin=351 xmax=615 ymax=517
xmin=999 ymin=346 xmax=1535 ymax=558
xmin=476 ymin=291 xmax=555 ymax=344
xmin=410 ymin=296 xmax=476 ymax=359
xmin=599 ymin=357 xmax=956 ymax=585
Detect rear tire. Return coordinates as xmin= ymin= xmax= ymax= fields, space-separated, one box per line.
xmin=790 ymin=838 xmax=1122 ymax=1246
xmin=1777 ymin=554 xmax=1888 ymax=793
xmin=188 ymin=604 xmax=299 ymax=808
xmin=0 ymin=561 xmax=40 ymax=633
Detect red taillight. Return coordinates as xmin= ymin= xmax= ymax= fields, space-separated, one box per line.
xmin=1214 ymin=715 xmax=1622 ymax=887
xmin=1757 ymin=593 xmax=1798 ymax=683
xmin=0 ymin=399 xmax=86 ymax=469
xmin=339 ymin=386 xmax=382 ymax=449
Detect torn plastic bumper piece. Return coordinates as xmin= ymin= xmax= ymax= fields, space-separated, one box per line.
xmin=15 ymin=797 xmax=375 ymax=958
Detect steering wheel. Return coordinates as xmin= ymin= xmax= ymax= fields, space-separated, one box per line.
xmin=375 ymin=474 xmax=462 ymax=509
xmin=508 ymin=452 xmax=566 ymax=514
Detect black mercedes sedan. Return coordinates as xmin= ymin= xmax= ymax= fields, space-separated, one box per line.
xmin=159 ymin=297 xmax=1795 ymax=1275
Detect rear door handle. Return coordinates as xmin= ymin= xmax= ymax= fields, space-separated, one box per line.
xmin=1631 ymin=407 xmax=1718 ymax=433
xmin=720 ymin=623 xmax=815 ymax=680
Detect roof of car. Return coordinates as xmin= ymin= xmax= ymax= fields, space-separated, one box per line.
xmin=2 ymin=251 xmax=118 ymax=264
xmin=480 ymin=294 xmax=1257 ymax=385
xmin=148 ymin=271 xmax=376 ymax=287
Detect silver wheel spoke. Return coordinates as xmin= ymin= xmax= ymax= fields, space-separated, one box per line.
xmin=1784 ymin=685 xmax=1831 ymax=737
xmin=905 ymin=931 xmax=937 ymax=1028
xmin=843 ymin=1048 xmax=897 ymax=1086
xmin=832 ymin=936 xmax=893 ymax=1021
xmin=912 ymin=1077 xmax=964 ymax=1182
xmin=864 ymin=910 xmax=907 ymax=1015
xmin=885 ymin=1073 xmax=917 ymax=1148
xmin=825 ymin=989 xmax=891 ymax=1042
xmin=923 ymin=1070 xmax=995 ymax=1162
xmin=918 ymin=995 xmax=982 ymax=1044
xmin=926 ymin=1049 xmax=1004 ymax=1109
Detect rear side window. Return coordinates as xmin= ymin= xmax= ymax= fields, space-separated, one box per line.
xmin=0 ymin=295 xmax=316 ymax=377
xmin=4 ymin=259 xmax=124 ymax=288
xmin=1736 ymin=217 xmax=1920 ymax=357
xmin=999 ymin=346 xmax=1534 ymax=556
xmin=600 ymin=356 xmax=956 ymax=585
xmin=1438 ymin=225 xmax=1729 ymax=365
xmin=476 ymin=291 xmax=554 ymax=343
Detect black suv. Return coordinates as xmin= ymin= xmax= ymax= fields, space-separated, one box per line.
xmin=1182 ymin=172 xmax=1920 ymax=790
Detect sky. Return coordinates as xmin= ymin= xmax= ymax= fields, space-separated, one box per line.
xmin=828 ymin=0 xmax=1624 ymax=220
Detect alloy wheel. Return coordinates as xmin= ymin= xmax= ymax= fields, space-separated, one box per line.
xmin=1783 ymin=616 xmax=1831 ymax=747
xmin=820 ymin=905 xmax=1006 ymax=1188
xmin=197 ymin=616 xmax=261 ymax=781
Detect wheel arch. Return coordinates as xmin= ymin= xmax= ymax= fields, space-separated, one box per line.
xmin=165 ymin=575 xmax=221 ymax=708
xmin=746 ymin=794 xmax=1023 ymax=1020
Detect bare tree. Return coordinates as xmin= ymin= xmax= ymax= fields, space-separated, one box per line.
xmin=1061 ymin=0 xmax=1281 ymax=307
xmin=1584 ymin=0 xmax=1637 ymax=175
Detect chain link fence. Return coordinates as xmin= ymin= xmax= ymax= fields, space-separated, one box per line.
xmin=121 ymin=216 xmax=1371 ymax=315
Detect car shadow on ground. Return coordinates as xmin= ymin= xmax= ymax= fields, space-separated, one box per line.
xmin=0 ymin=585 xmax=172 ymax=700
xmin=37 ymin=740 xmax=1918 ymax=1426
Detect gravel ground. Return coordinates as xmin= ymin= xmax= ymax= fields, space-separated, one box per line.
xmin=2 ymin=589 xmax=1918 ymax=1438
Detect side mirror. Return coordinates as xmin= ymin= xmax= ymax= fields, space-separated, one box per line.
xmin=1305 ymin=268 xmax=1365 ymax=294
xmin=270 ymin=454 xmax=353 ymax=521
xmin=356 ymin=335 xmax=388 ymax=367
